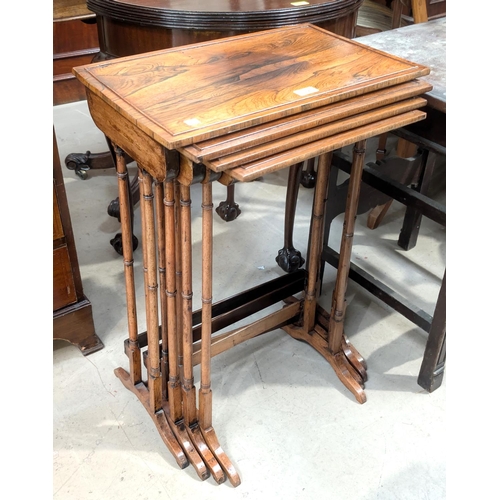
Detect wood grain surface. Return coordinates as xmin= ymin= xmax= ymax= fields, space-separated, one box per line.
xmin=74 ymin=23 xmax=430 ymax=148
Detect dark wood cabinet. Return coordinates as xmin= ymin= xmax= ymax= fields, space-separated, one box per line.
xmin=53 ymin=0 xmax=100 ymax=105
xmin=53 ymin=129 xmax=104 ymax=355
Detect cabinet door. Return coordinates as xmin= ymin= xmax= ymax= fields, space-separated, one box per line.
xmin=53 ymin=245 xmax=78 ymax=311
xmin=53 ymin=178 xmax=77 ymax=311
xmin=53 ymin=183 xmax=64 ymax=240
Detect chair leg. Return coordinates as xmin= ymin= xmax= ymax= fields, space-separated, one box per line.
xmin=417 ymin=270 xmax=446 ymax=392
xmin=398 ymin=148 xmax=437 ymax=250
xmin=366 ymin=137 xmax=418 ymax=230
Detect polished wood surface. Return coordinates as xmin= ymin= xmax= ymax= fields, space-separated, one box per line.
xmin=181 ymin=80 xmax=430 ymax=164
xmin=89 ymin=0 xmax=363 ymax=59
xmin=54 ymin=0 xmax=95 ymax=21
xmin=74 ymin=24 xmax=429 ymax=151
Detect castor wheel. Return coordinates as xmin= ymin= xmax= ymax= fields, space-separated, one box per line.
xmin=110 ymin=233 xmax=139 ymax=255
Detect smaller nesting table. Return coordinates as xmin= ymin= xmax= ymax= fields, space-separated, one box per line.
xmin=74 ymin=24 xmax=430 ymax=485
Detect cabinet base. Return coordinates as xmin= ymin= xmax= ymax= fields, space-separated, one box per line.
xmin=53 ymin=297 xmax=104 ymax=355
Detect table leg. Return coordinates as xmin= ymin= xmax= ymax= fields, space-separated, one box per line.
xmin=328 ymin=142 xmax=367 ymax=351
xmin=114 ymin=146 xmax=141 ymax=385
xmin=154 ymin=181 xmax=169 ymax=400
xmin=300 ymin=157 xmax=316 ymax=188
xmin=326 ymin=141 xmax=369 ymax=403
xmin=112 ymin=152 xmax=188 ymax=470
xmin=303 ymin=151 xmax=333 ymax=333
xmin=282 ymin=149 xmax=367 ymax=403
xmin=179 ymin=184 xmax=226 ymax=484
xmin=215 ymin=183 xmax=241 ymax=222
xmin=138 ymin=168 xmax=163 ymax=412
xmin=161 ymin=179 xmax=210 ymax=480
xmin=198 ymin=180 xmax=241 ymax=487
xmin=398 ymin=148 xmax=437 ymax=250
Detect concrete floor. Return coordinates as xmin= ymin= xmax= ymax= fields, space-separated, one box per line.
xmin=52 ymin=99 xmax=446 ymax=500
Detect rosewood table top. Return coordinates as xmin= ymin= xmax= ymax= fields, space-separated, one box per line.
xmin=74 ymin=23 xmax=429 ymax=152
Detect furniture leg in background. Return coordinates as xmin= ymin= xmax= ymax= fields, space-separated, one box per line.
xmin=417 ymin=270 xmax=446 ymax=392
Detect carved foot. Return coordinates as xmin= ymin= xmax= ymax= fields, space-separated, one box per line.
xmin=316 ymin=309 xmax=367 ymax=381
xmin=64 ymin=150 xmax=115 ymax=179
xmin=186 ymin=424 xmax=226 ymax=484
xmin=201 ymin=426 xmax=241 ymax=487
xmin=300 ymin=170 xmax=316 ymax=188
xmin=342 ymin=336 xmax=368 ymax=382
xmin=276 ymin=246 xmax=305 ymax=273
xmin=110 ymin=233 xmax=139 ymax=255
xmin=64 ymin=151 xmax=92 ymax=180
xmin=330 ymin=351 xmax=367 ymax=404
xmin=107 ymin=197 xmax=120 ymax=220
xmin=215 ymin=200 xmax=241 ymax=222
xmin=162 ymin=413 xmax=211 ymax=481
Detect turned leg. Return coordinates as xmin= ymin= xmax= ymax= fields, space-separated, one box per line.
xmin=138 ymin=168 xmax=162 ymax=413
xmin=328 ymin=141 xmax=368 ymax=353
xmin=282 ymin=148 xmax=367 ymax=404
xmin=276 ymin=163 xmax=306 ymax=273
xmin=199 ymin=181 xmax=241 ymax=487
xmin=113 ymin=146 xmax=141 ymax=385
xmin=112 ymin=153 xmax=187 ymax=470
xmin=154 ymin=181 xmax=169 ymax=400
xmin=327 ymin=141 xmax=369 ymax=404
xmin=302 ymin=153 xmax=333 ymax=332
xmin=161 ymin=179 xmax=212 ymax=481
xmin=179 ymin=184 xmax=225 ymax=484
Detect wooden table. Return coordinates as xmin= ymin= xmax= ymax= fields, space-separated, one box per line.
xmin=73 ymin=23 xmax=430 ymax=485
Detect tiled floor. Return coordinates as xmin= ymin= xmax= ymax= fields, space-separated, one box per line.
xmin=53 ymin=99 xmax=446 ymax=499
